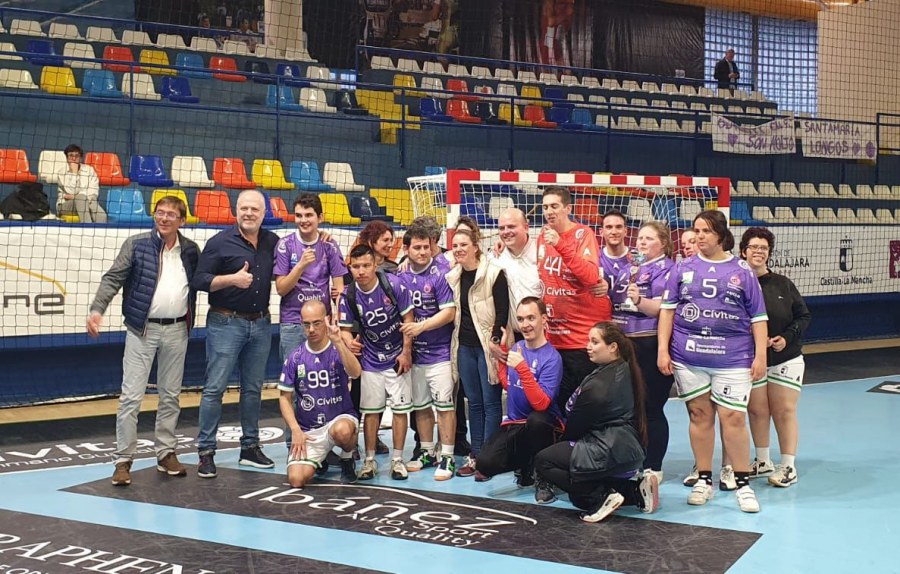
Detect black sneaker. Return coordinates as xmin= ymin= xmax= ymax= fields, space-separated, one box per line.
xmin=412 ymin=442 xmax=423 ymax=460
xmin=340 ymin=458 xmax=357 ymax=484
xmin=534 ymin=478 xmax=557 ymax=504
xmin=516 ymin=464 xmax=535 ymax=488
xmin=454 ymin=438 xmax=471 ymax=456
xmin=375 ymin=436 xmax=390 ymax=455
xmin=239 ymin=445 xmax=275 ymax=469
xmin=198 ymin=452 xmax=217 ymax=479
xmin=315 ymin=458 xmax=330 ymax=476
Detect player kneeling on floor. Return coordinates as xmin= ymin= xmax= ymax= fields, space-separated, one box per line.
xmin=278 ymin=300 xmax=362 ymax=488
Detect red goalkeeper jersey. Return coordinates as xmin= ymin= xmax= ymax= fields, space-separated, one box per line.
xmin=537 ymin=223 xmax=611 ymax=349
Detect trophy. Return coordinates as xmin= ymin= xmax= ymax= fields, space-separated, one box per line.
xmin=619 ymin=249 xmax=646 ymax=313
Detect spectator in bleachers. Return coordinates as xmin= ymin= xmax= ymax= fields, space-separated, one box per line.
xmin=86 ymin=195 xmax=199 ymax=487
xmin=714 ymin=48 xmax=740 ymax=90
xmin=57 ymin=144 xmax=106 ymax=223
xmin=233 ymin=18 xmax=259 ymax=52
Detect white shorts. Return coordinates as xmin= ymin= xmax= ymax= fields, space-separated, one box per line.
xmin=287 ymin=414 xmax=358 ymax=469
xmin=411 ymin=361 xmax=455 ymax=411
xmin=673 ymin=362 xmax=752 ymax=412
xmin=758 ymin=355 xmax=805 ymax=391
xmin=360 ymin=369 xmax=413 ymax=414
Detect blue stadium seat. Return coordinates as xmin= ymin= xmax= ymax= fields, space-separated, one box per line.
xmin=349 ymin=195 xmax=393 ymax=222
xmin=651 ymin=196 xmax=680 ymax=226
xmin=332 ymin=90 xmax=368 ymax=116
xmin=461 ymin=197 xmax=497 ymax=227
xmin=245 ymin=60 xmax=274 ymax=84
xmin=83 ymin=70 xmax=123 ymax=98
xmin=565 ymin=108 xmax=605 ymax=131
xmin=548 ymin=106 xmax=572 ymax=125
xmin=420 ymin=98 xmax=452 ymax=122
xmin=544 ymin=87 xmax=573 ymax=109
xmin=259 ymin=192 xmax=283 ymax=226
xmin=424 ymin=166 xmax=447 ymax=175
xmin=25 ymin=40 xmax=62 ymax=66
xmin=129 ymin=155 xmax=174 ymax=187
xmin=266 ymin=85 xmax=304 ymax=111
xmin=730 ymin=200 xmax=766 ymax=225
xmin=175 ymin=52 xmax=211 ymax=79
xmin=106 ymin=187 xmax=152 ymax=224
xmin=160 ymin=76 xmax=199 ymax=103
xmin=275 ymin=64 xmax=309 ymax=88
xmin=289 ymin=161 xmax=334 ymax=191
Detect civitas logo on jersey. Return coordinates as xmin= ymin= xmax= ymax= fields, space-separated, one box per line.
xmin=239 ymin=483 xmax=537 ymax=548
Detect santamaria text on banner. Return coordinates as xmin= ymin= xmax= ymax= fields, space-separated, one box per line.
xmin=798 ymin=119 xmax=877 ymax=162
xmin=712 ymin=113 xmax=796 ymax=155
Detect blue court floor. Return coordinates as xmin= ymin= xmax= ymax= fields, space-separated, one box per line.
xmin=0 ymin=374 xmax=898 ymax=573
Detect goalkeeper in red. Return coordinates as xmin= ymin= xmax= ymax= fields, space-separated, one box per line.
xmin=537 ymin=186 xmax=612 ymax=411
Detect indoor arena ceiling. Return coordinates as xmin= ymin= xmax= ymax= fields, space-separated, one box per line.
xmin=665 ymin=0 xmax=867 ymax=21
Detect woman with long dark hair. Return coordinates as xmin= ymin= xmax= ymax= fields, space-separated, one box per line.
xmin=534 ymin=321 xmax=659 ymax=523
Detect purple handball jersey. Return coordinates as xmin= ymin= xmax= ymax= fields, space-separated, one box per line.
xmin=338 ymin=274 xmax=413 ymax=372
xmin=278 ymin=342 xmax=356 ymax=431
xmin=274 ymin=233 xmax=348 ymax=324
xmin=505 ymin=341 xmax=563 ymax=423
xmin=400 ymin=259 xmax=455 ymax=365
xmin=600 ymin=248 xmax=631 ymax=326
xmin=623 ymin=255 xmax=674 ymax=336
xmin=661 ymin=255 xmax=768 ymax=369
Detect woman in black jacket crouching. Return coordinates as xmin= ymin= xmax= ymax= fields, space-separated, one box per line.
xmin=534 ymin=321 xmax=660 ymax=523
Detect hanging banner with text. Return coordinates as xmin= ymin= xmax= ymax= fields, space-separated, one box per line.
xmin=798 ymin=119 xmax=878 ymax=162
xmin=712 ymin=114 xmax=796 ymax=155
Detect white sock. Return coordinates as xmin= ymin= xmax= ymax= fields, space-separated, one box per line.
xmin=366 ymin=450 xmax=375 ymax=460
xmin=421 ymin=441 xmax=435 ymax=455
xmin=441 ymin=443 xmax=455 ymax=457
xmin=756 ymin=447 xmax=771 ymax=462
xmin=782 ymin=454 xmax=796 ymax=468
xmin=392 ymin=449 xmax=403 ymax=461
xmin=339 ymin=450 xmax=353 ymax=460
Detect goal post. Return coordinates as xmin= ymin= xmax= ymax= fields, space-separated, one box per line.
xmin=407 ymin=170 xmax=732 ymax=250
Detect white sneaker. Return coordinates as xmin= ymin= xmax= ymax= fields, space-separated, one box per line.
xmin=683 ymin=465 xmax=700 ymax=487
xmin=358 ymin=458 xmax=377 ymax=481
xmin=581 ymin=491 xmax=625 ymax=523
xmin=736 ymin=485 xmax=760 ymax=513
xmin=643 ymin=469 xmax=664 ymax=484
xmin=390 ymin=457 xmax=408 ymax=480
xmin=719 ymin=465 xmax=738 ymax=491
xmin=768 ymin=464 xmax=798 ymax=487
xmin=687 ymin=482 xmax=714 ymax=506
xmin=638 ymin=471 xmax=660 ymax=513
xmin=750 ymin=458 xmax=775 ymax=478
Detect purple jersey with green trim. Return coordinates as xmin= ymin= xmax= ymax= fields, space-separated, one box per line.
xmin=400 ymin=259 xmax=455 ymax=365
xmin=277 ymin=342 xmax=355 ymax=431
xmin=661 ymin=255 xmax=768 ymax=369
xmin=600 ymin=248 xmax=631 ymax=326
xmin=505 ymin=341 xmax=563 ymax=423
xmin=623 ymin=255 xmax=675 ymax=336
xmin=274 ymin=233 xmax=347 ymax=324
xmin=338 ymin=274 xmax=413 ymax=371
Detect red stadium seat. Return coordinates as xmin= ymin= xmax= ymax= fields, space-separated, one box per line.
xmin=573 ymin=197 xmax=603 ymax=226
xmin=523 ymin=105 xmax=558 ymax=129
xmin=270 ymin=196 xmax=295 ymax=223
xmin=194 ymin=190 xmax=236 ymax=225
xmin=102 ymin=46 xmax=140 ymax=73
xmin=446 ymin=99 xmax=481 ymax=124
xmin=212 ymin=157 xmax=256 ymax=189
xmin=0 ymin=148 xmax=37 ymax=183
xmin=210 ymin=56 xmax=245 ymax=82
xmin=85 ymin=152 xmax=130 ymax=186
xmin=446 ymin=79 xmax=478 ymax=102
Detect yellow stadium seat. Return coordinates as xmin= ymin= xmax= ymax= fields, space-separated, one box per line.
xmin=40 ymin=66 xmax=81 ymax=95
xmin=498 ymin=103 xmax=531 ymax=127
xmin=319 ymin=193 xmax=361 ymax=225
xmin=60 ymin=214 xmax=80 ymax=223
xmin=370 ymin=188 xmax=416 ymax=226
xmin=520 ymin=85 xmax=549 ymax=106
xmin=150 ymin=189 xmax=200 ymax=224
xmin=392 ymin=74 xmax=425 ymax=97
xmin=251 ymin=159 xmax=294 ymax=190
xmin=139 ymin=49 xmax=175 ymax=75
xmin=355 ymin=89 xmax=421 ymax=144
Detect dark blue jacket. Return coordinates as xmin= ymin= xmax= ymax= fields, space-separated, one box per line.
xmin=90 ymin=230 xmax=200 ymax=334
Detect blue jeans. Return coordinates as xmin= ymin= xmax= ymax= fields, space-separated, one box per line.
xmin=279 ymin=322 xmax=307 ymax=362
xmin=457 ymin=344 xmax=502 ymax=456
xmin=198 ymin=311 xmax=273 ymax=452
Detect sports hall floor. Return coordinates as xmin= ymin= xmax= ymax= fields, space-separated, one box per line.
xmin=1 ymin=341 xmax=898 ymax=574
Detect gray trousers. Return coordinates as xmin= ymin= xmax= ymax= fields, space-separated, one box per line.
xmin=114 ymin=322 xmax=188 ymax=463
xmin=58 ymin=196 xmax=107 ymax=223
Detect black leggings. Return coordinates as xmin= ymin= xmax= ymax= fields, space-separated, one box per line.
xmin=631 ymin=335 xmax=674 ymax=471
xmin=476 ymin=411 xmax=559 ymax=478
xmin=534 ymin=441 xmax=641 ymax=511
xmin=556 ymin=349 xmax=598 ymax=413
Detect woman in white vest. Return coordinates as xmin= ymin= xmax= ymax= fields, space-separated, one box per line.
xmin=447 ymin=228 xmax=511 ymax=482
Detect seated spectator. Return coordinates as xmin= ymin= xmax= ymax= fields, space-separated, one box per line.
xmin=57 ymin=144 xmax=106 ymax=223
xmin=0 ymin=182 xmax=50 ymax=220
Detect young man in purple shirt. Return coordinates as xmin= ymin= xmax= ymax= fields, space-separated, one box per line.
xmin=398 ymin=223 xmax=458 ymax=480
xmin=598 ymin=210 xmax=633 ymax=327
xmin=476 ymin=297 xmax=564 ymax=504
xmin=274 ymin=193 xmax=347 ymax=360
xmin=338 ymin=244 xmax=415 ymax=481
xmin=279 ymin=300 xmax=361 ymax=487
